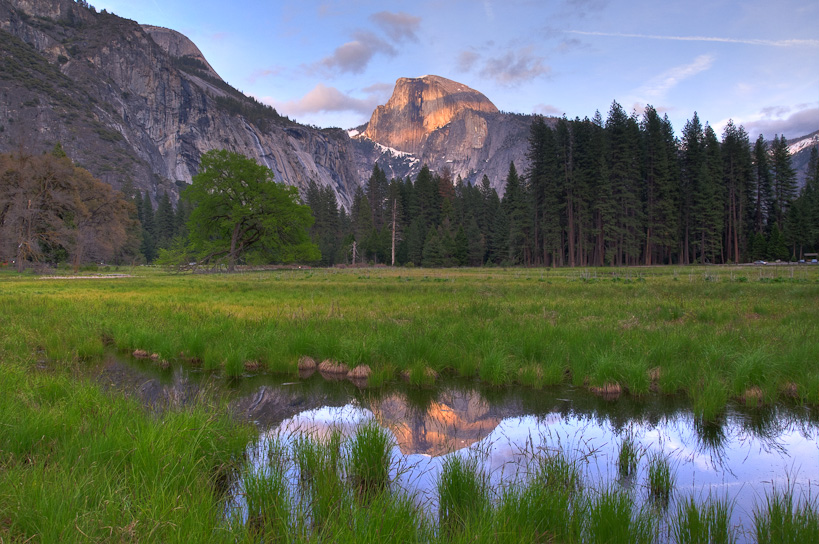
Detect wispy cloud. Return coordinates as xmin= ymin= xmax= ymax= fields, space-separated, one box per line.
xmin=313 ymin=31 xmax=396 ymax=75
xmin=369 ymin=11 xmax=421 ymax=43
xmin=308 ymin=11 xmax=421 ymax=76
xmin=266 ymin=84 xmax=383 ymax=118
xmin=562 ymin=0 xmax=608 ymax=18
xmin=248 ymin=67 xmax=283 ymax=84
xmin=459 ymin=47 xmax=550 ymax=86
xmin=483 ymin=0 xmax=495 ymax=22
xmin=533 ymin=103 xmax=564 ymax=116
xmin=455 ymin=50 xmax=481 ymax=72
xmin=740 ymin=106 xmax=819 ymax=139
xmin=639 ymin=54 xmax=714 ymax=100
xmin=567 ymin=30 xmax=819 ymax=48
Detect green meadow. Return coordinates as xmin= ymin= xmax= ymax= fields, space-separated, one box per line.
xmin=1 ymin=264 xmax=818 ymax=542
xmin=3 ymin=265 xmax=818 ymax=408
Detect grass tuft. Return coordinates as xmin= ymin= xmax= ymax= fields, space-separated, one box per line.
xmin=673 ymin=495 xmax=736 ymax=544
xmin=437 ymin=454 xmax=490 ymax=536
xmin=647 ymin=452 xmax=675 ymax=508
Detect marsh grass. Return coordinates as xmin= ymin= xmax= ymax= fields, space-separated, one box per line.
xmin=292 ymin=430 xmax=348 ymax=533
xmin=673 ymin=495 xmax=736 ymax=544
xmin=243 ymin=461 xmax=290 ymax=536
xmin=618 ymin=435 xmax=640 ymax=479
xmin=647 ymin=452 xmax=675 ymax=508
xmin=437 ymin=454 xmax=490 ymax=536
xmin=348 ymin=419 xmax=393 ymax=499
xmin=2 ymin=266 xmax=819 ymax=541
xmin=536 ymin=451 xmax=582 ymax=493
xmin=0 ymin=360 xmax=253 ymax=543
xmin=754 ymin=485 xmax=819 ymax=544
xmin=585 ymin=486 xmax=656 ymax=544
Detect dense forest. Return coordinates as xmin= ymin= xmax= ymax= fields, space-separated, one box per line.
xmin=3 ymin=101 xmax=817 ymax=270
xmin=305 ymin=102 xmax=819 ymax=267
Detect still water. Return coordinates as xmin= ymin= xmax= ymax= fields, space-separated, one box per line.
xmin=102 ymin=357 xmax=819 ymax=540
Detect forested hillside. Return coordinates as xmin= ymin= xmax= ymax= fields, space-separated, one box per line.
xmin=306 ymin=102 xmax=819 ymax=267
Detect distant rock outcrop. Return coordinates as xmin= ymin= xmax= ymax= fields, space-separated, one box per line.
xmin=355 ymin=75 xmax=540 ymax=193
xmin=362 ymin=75 xmax=499 ymax=155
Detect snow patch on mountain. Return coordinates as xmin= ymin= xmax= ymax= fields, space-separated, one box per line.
xmin=788 ymin=133 xmax=819 ymax=155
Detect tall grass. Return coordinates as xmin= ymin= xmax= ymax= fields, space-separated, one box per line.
xmin=618 ymin=434 xmax=640 ymax=479
xmin=754 ymin=485 xmax=819 ymax=544
xmin=348 ymin=419 xmax=393 ymax=498
xmin=436 ymin=454 xmax=490 ymax=536
xmin=673 ymin=495 xmax=736 ymax=544
xmin=585 ymin=486 xmax=656 ymax=544
xmin=0 ymin=360 xmax=253 ymax=542
xmin=647 ymin=452 xmax=675 ymax=507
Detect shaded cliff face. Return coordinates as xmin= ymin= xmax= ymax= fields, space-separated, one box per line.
xmin=356 ymin=75 xmax=538 ymax=194
xmin=0 ymin=0 xmax=362 ymax=208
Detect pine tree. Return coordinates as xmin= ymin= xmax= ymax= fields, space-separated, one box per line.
xmin=155 ymin=192 xmax=176 ymax=247
xmin=770 ymin=134 xmax=797 ymax=230
xmin=366 ymin=164 xmax=389 ymax=230
xmin=752 ymin=134 xmax=772 ymax=235
xmin=679 ymin=113 xmax=704 ymax=264
xmin=502 ymin=162 xmax=527 ymax=264
xmin=605 ymin=102 xmax=643 ymax=265
xmin=641 ymin=106 xmax=677 ymax=264
xmin=138 ymin=191 xmax=157 ymax=262
xmin=421 ymin=228 xmax=444 ymax=267
xmin=692 ymin=125 xmax=724 ymax=264
xmin=721 ymin=121 xmax=752 ymax=262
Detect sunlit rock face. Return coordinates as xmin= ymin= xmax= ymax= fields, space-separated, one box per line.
xmin=362 ymin=75 xmax=499 ymax=156
xmin=369 ymin=389 xmax=501 ymax=456
xmin=354 ymin=75 xmax=537 ymax=194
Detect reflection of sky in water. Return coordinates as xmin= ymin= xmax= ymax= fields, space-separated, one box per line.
xmin=240 ymin=392 xmax=818 ymax=541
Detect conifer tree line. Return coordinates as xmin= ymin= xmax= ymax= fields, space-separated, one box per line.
xmin=305 ymin=101 xmax=819 ymax=267
xmin=132 ymin=190 xmax=192 ymax=263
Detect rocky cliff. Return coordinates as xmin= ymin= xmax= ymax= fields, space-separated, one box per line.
xmin=0 ymin=0 xmax=363 ymax=207
xmin=356 ymin=75 xmax=539 ymax=193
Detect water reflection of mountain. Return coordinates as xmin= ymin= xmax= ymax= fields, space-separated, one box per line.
xmin=368 ymin=390 xmax=503 ymax=456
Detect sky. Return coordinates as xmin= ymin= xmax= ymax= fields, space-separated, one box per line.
xmin=92 ymin=0 xmax=819 ymax=141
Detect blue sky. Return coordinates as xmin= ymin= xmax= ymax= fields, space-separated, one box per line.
xmin=94 ymin=0 xmax=819 ymax=140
